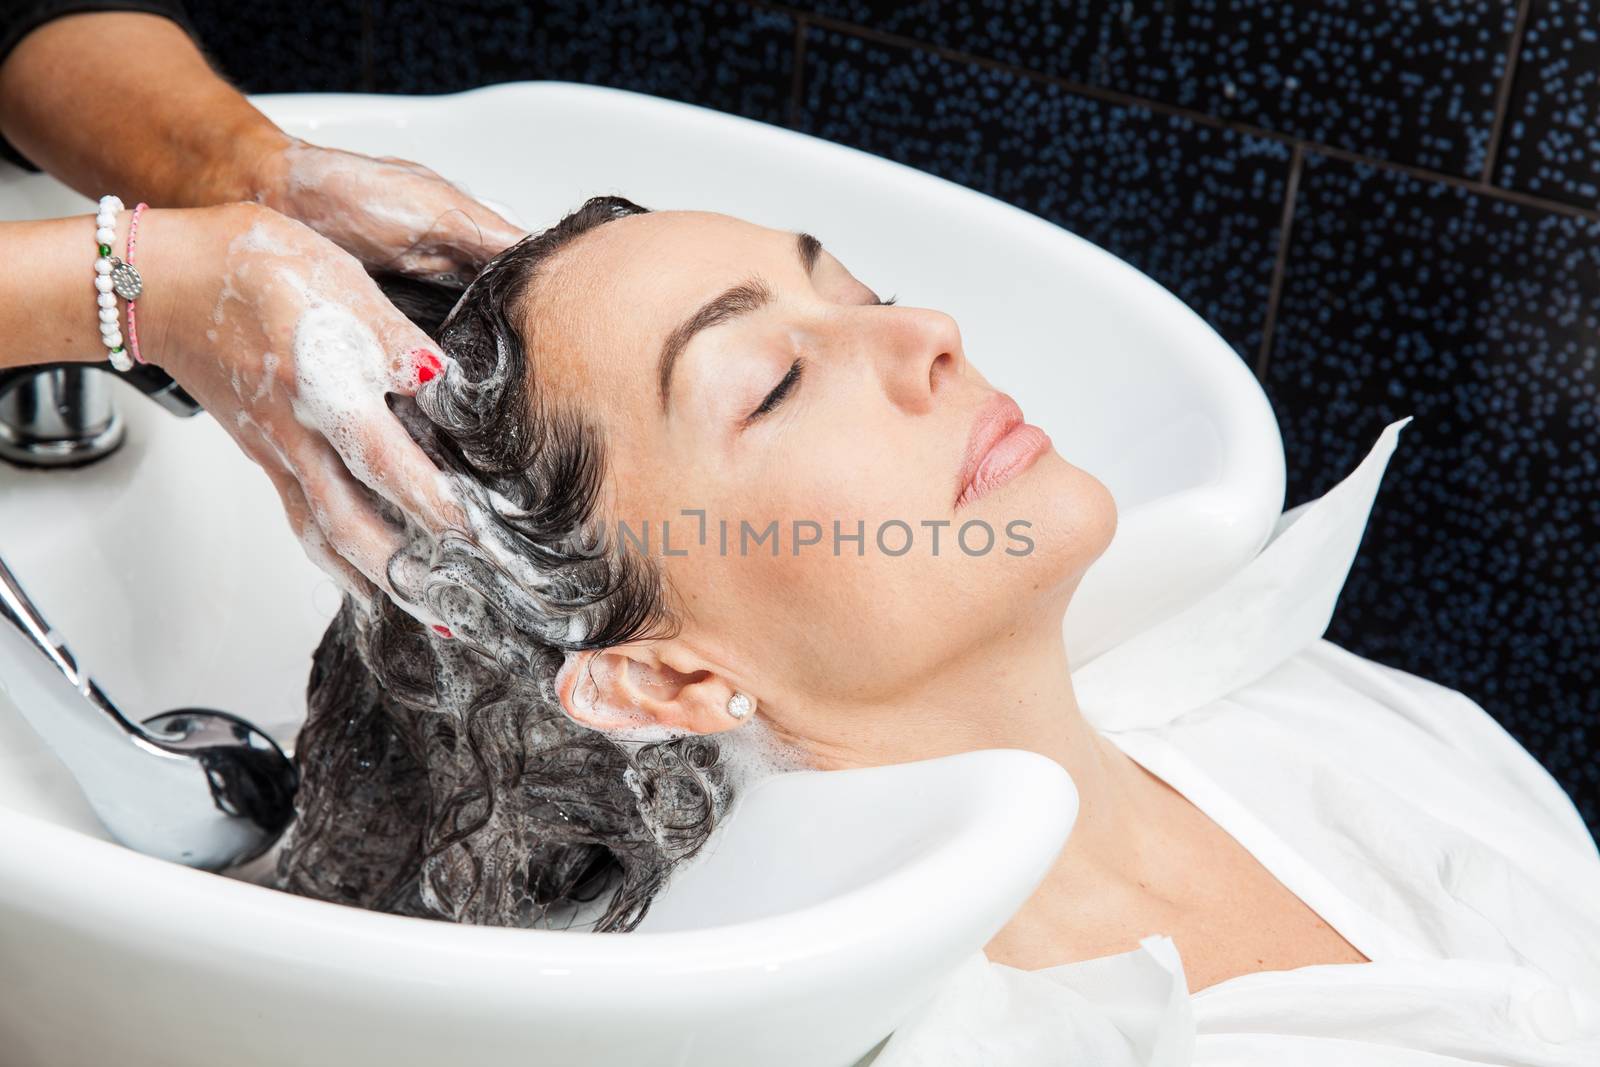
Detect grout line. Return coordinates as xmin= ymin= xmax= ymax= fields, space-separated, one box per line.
xmin=789 ymin=17 xmax=808 ymax=128
xmin=1312 ymin=140 xmax=1600 ymax=222
xmin=742 ymin=0 xmax=1600 ymax=224
xmin=1481 ymin=0 xmax=1535 ymax=185
xmin=1256 ymin=142 xmax=1304 ymax=381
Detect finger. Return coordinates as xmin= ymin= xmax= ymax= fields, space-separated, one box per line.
xmin=354 ymin=404 xmax=470 ymax=536
xmin=410 ymin=200 xmax=525 ymax=271
xmin=377 ymin=155 xmax=448 ymax=182
xmin=289 ymin=437 xmax=411 ymax=594
xmin=389 ymin=248 xmax=476 ymax=280
xmin=233 ymin=420 xmax=377 ymax=601
xmin=379 ymin=156 xmax=503 ymax=231
xmin=443 ymin=205 xmax=527 ymax=266
xmin=287 ymin=436 xmax=457 ymax=636
xmin=289 ymin=286 xmax=471 ymax=539
xmin=460 ymin=203 xmax=528 ymax=253
xmin=259 ymin=456 xmax=375 ymax=601
xmin=322 ymin=357 xmax=469 ymax=539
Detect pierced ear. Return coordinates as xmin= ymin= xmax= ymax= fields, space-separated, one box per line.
xmin=555 ymin=646 xmax=750 ymax=736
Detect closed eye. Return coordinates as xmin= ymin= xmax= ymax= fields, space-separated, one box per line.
xmin=744 ymin=294 xmax=891 ymax=425
xmin=747 ymin=357 xmax=804 ymax=423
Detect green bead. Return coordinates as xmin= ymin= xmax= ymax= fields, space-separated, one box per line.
xmin=98 ymin=243 xmax=112 ymax=257
xmin=110 ymin=345 xmax=124 ymax=354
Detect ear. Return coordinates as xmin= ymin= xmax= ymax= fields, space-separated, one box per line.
xmin=554 ymin=645 xmax=752 ymax=737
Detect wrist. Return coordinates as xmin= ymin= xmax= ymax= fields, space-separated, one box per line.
xmin=185 ymin=118 xmax=296 ymax=208
xmin=122 ymin=206 xmax=206 ymax=372
xmin=242 ymin=133 xmax=310 ymax=218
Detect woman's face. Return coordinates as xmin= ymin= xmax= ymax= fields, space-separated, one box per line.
xmin=530 ymin=210 xmax=1116 ymax=736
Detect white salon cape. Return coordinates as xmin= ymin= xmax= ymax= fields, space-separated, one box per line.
xmin=864 ymin=416 xmax=1600 ymax=1066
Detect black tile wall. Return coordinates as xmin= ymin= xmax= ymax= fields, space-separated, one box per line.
xmin=791 ymin=1 xmax=1523 ymax=177
xmin=1262 ymin=153 xmax=1600 ymax=829
xmin=370 ymin=0 xmax=795 ymax=124
xmin=158 ymin=0 xmax=1599 ymax=838
xmin=184 ymin=0 xmax=369 ymax=94
xmin=1495 ymin=0 xmax=1600 ymax=209
xmin=797 ymin=28 xmax=1293 ymax=363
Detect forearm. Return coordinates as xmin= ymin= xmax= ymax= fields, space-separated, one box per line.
xmin=0 ymin=203 xmax=206 ymax=371
xmin=0 ymin=12 xmax=288 ymax=207
xmin=0 ymin=215 xmax=120 ymax=369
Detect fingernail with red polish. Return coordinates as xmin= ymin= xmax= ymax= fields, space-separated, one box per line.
xmin=415 ymin=349 xmax=443 ymax=384
xmin=432 ymin=624 xmax=453 ymax=638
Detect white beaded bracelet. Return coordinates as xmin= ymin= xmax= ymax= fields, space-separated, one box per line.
xmin=92 ymin=193 xmax=138 ymax=372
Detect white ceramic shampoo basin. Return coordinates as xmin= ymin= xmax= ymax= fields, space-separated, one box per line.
xmin=0 ymin=82 xmax=1285 ymax=1066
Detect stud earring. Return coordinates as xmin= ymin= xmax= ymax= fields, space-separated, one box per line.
xmin=726 ymin=691 xmax=754 ymax=719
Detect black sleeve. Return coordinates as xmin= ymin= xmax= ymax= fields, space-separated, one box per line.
xmin=0 ymin=0 xmax=200 ymax=171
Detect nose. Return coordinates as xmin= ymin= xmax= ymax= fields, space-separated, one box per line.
xmin=871 ymin=306 xmax=966 ymax=413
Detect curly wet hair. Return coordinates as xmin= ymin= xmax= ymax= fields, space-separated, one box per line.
xmin=274 ymin=195 xmax=732 ymax=932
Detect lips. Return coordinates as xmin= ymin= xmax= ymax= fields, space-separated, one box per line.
xmin=954 ymin=391 xmax=1051 ymax=509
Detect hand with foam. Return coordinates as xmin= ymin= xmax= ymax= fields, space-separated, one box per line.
xmin=0 ymin=8 xmax=515 ymax=628
xmin=253 ymin=139 xmax=528 ymax=282
xmin=132 ymin=201 xmax=469 ymax=625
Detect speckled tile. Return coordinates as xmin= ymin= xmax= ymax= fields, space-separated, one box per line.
xmin=792 ymin=0 xmax=1102 ymax=77
xmin=369 ymin=0 xmax=795 ymax=124
xmin=1494 ymin=0 xmax=1600 ymax=209
xmin=796 ymin=27 xmax=1292 ymax=364
xmin=1263 ymin=151 xmax=1600 ymax=832
xmin=184 ymin=0 xmax=369 ymax=93
xmin=793 ymin=1 xmax=1522 ymax=176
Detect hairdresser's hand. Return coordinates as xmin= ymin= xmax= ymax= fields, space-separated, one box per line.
xmin=252 ymin=138 xmax=527 ymax=281
xmin=134 ymin=201 xmax=466 ymax=618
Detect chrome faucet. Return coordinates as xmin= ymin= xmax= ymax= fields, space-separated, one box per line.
xmin=0 ymin=362 xmax=295 ymax=870
xmin=0 ymin=545 xmax=298 ymax=870
xmin=0 ymin=362 xmax=201 ymax=468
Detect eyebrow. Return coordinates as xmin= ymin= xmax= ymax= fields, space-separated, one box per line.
xmin=657 ymin=231 xmax=823 ymax=412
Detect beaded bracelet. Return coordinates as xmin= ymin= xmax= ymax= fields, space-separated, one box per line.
xmin=91 ymin=194 xmax=143 ymax=371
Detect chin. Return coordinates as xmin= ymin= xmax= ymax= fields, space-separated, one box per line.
xmin=970 ymin=452 xmax=1116 ymax=606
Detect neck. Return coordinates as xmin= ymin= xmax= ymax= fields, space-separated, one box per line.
xmin=774 ymin=607 xmax=1173 ymax=969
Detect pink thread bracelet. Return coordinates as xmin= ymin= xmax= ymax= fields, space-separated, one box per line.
xmin=126 ymin=202 xmax=148 ymax=364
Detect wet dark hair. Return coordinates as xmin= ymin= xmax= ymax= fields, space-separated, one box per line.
xmin=274 ymin=196 xmax=732 ymax=931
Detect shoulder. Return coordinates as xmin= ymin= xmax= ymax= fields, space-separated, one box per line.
xmin=1171 ymin=638 xmax=1600 ymax=872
